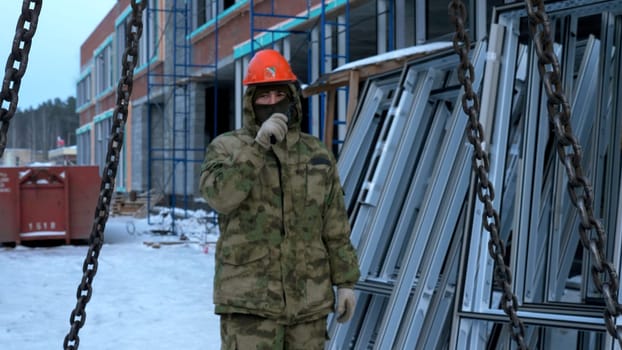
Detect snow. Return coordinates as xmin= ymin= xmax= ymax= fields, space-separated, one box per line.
xmin=26 ymin=162 xmax=56 ymax=167
xmin=333 ymin=41 xmax=454 ymax=72
xmin=19 ymin=230 xmax=66 ymax=238
xmin=0 ymin=209 xmax=222 ymax=350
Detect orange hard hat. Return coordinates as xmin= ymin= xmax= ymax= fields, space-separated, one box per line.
xmin=243 ymin=49 xmax=298 ymax=85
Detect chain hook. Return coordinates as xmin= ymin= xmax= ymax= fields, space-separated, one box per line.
xmin=524 ymin=0 xmax=622 ymax=347
xmin=63 ymin=1 xmax=146 ymax=349
xmin=449 ymin=1 xmax=528 ymax=348
xmin=0 ymin=0 xmax=42 ymax=158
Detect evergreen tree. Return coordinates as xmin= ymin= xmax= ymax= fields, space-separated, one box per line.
xmin=8 ymin=97 xmax=79 ymax=158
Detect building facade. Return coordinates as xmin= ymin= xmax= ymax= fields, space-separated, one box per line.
xmin=76 ymin=0 xmax=507 ymax=198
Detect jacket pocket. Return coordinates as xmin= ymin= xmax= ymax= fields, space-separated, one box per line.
xmin=220 ymin=243 xmax=268 ymax=265
xmin=215 ymin=243 xmax=271 ymax=305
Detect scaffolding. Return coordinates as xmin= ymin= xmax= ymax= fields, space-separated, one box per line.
xmin=146 ymin=0 xmax=218 ymax=232
xmin=140 ymin=0 xmax=355 ymax=230
xmin=318 ymin=0 xmax=350 ymax=151
xmin=249 ymin=0 xmax=311 ymax=56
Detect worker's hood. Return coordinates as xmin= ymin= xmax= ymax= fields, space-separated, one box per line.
xmin=242 ymin=83 xmax=303 ymax=135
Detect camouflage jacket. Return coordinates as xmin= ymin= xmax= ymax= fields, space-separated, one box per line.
xmin=199 ymin=83 xmax=360 ymax=324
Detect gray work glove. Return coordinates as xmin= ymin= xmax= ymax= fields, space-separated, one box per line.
xmin=336 ymin=287 xmax=356 ymax=323
xmin=255 ymin=113 xmax=288 ymax=149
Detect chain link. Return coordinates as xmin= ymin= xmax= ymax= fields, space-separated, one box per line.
xmin=63 ymin=1 xmax=146 ymax=349
xmin=448 ymin=1 xmax=528 ymax=349
xmin=525 ymin=0 xmax=622 ymax=346
xmin=0 ymin=0 xmax=42 ymax=158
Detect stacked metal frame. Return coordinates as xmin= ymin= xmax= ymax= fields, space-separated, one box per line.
xmin=328 ymin=42 xmax=487 ymax=349
xmin=328 ymin=1 xmax=622 ymax=349
xmin=457 ymin=2 xmax=622 ymax=349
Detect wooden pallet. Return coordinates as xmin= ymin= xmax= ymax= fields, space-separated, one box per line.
xmin=110 ymin=190 xmax=162 ymax=218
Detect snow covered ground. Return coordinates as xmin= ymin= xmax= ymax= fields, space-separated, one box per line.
xmin=0 ymin=209 xmax=221 ymax=350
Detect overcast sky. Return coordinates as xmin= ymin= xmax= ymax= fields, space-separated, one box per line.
xmin=0 ymin=1 xmax=117 ymax=110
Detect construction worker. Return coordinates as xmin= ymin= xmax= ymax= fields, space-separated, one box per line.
xmin=199 ymin=49 xmax=360 ymax=349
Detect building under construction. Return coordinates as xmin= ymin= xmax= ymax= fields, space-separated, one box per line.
xmin=72 ymin=0 xmax=622 ymax=349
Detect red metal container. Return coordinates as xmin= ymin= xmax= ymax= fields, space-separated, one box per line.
xmin=0 ymin=165 xmax=101 ymax=245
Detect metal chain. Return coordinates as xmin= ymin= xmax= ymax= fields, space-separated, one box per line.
xmin=63 ymin=1 xmax=146 ymax=349
xmin=0 ymin=0 xmax=42 ymax=158
xmin=448 ymin=1 xmax=528 ymax=349
xmin=525 ymin=0 xmax=622 ymax=346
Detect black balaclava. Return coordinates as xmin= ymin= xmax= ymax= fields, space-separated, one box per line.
xmin=253 ymin=84 xmax=294 ymax=125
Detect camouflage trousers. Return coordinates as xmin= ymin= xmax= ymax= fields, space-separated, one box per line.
xmin=220 ymin=313 xmax=327 ymax=350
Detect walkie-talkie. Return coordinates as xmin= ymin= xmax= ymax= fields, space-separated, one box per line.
xmin=269 ymin=103 xmax=295 ymax=144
